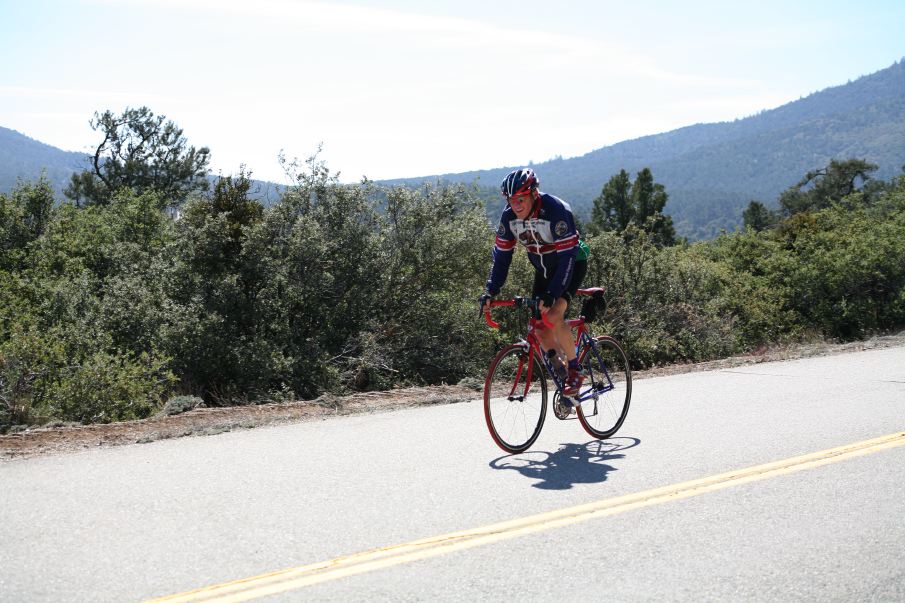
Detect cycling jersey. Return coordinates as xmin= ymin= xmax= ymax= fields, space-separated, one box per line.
xmin=485 ymin=192 xmax=583 ymax=300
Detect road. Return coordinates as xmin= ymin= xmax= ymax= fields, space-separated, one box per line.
xmin=1 ymin=346 xmax=904 ymax=602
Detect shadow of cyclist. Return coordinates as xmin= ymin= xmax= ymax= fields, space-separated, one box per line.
xmin=489 ymin=437 xmax=640 ymax=490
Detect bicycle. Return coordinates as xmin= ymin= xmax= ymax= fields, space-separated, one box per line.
xmin=482 ymin=288 xmax=632 ymax=454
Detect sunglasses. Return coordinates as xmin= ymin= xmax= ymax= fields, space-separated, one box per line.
xmin=509 ymin=193 xmax=533 ymax=205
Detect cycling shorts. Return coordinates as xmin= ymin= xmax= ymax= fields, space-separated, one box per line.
xmin=532 ymin=259 xmax=587 ymax=305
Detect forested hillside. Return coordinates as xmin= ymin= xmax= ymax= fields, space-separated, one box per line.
xmin=0 ymin=127 xmax=85 ymax=195
xmin=385 ymin=59 xmax=905 ymax=239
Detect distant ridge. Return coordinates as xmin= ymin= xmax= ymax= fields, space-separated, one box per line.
xmin=0 ymin=126 xmax=285 ymax=206
xmin=383 ymin=59 xmax=905 ymax=239
xmin=3 ymin=60 xmax=904 ymax=239
xmin=0 ymin=126 xmax=85 ymax=195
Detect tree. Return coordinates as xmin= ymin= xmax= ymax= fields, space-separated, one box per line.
xmin=64 ymin=106 xmax=210 ymax=207
xmin=632 ymin=168 xmax=676 ymax=247
xmin=591 ymin=167 xmax=676 ymax=246
xmin=742 ymin=200 xmax=778 ymax=232
xmin=779 ymin=158 xmax=878 ymax=217
xmin=0 ymin=177 xmax=54 ymax=270
xmin=592 ymin=169 xmax=632 ymax=232
xmin=181 ymin=169 xmax=264 ymax=268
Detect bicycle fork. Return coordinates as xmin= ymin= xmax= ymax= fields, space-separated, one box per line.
xmin=508 ymin=345 xmax=535 ymax=402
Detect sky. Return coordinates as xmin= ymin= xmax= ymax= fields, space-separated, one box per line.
xmin=2 ymin=0 xmax=904 ymax=185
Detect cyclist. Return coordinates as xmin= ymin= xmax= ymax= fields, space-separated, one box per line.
xmin=480 ymin=168 xmax=590 ymax=397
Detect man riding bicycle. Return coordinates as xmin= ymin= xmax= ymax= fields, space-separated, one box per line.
xmin=480 ymin=168 xmax=590 ymax=396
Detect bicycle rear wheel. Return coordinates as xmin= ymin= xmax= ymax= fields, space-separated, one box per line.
xmin=575 ymin=335 xmax=631 ymax=439
xmin=483 ymin=344 xmax=548 ymax=453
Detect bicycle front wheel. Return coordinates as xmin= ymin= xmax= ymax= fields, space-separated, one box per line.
xmin=576 ymin=336 xmax=632 ymax=439
xmin=483 ymin=344 xmax=548 ymax=453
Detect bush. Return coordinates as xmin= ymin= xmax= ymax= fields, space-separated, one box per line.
xmin=364 ymin=184 xmax=497 ymax=387
xmin=47 ymin=350 xmax=174 ymax=424
xmin=3 ymin=163 xmax=904 ymax=427
xmin=0 ymin=325 xmax=174 ymax=428
xmin=778 ymin=203 xmax=905 ymax=339
xmin=581 ymin=230 xmax=738 ymax=368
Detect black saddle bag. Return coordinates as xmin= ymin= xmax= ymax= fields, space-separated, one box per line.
xmin=579 ymin=290 xmax=607 ymax=324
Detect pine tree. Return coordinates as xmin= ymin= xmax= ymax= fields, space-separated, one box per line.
xmin=64 ymin=106 xmax=210 ymax=207
xmin=591 ymin=167 xmax=676 ymax=246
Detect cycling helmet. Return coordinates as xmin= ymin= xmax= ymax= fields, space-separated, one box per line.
xmin=500 ymin=168 xmax=539 ymax=198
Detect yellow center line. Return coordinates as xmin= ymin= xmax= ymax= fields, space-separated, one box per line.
xmin=146 ymin=430 xmax=905 ymax=603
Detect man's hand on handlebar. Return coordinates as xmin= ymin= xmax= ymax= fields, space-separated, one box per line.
xmin=479 ymin=292 xmax=493 ymax=317
xmin=537 ymin=293 xmax=555 ymax=316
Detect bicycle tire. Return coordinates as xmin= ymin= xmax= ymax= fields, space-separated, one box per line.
xmin=575 ymin=335 xmax=631 ymax=439
xmin=483 ymin=344 xmax=548 ymax=453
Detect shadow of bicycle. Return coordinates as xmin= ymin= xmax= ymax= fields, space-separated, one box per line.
xmin=489 ymin=437 xmax=640 ymax=490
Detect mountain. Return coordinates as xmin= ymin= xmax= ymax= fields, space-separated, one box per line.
xmin=0 ymin=126 xmax=286 ymax=206
xmin=3 ymin=60 xmax=904 ymax=239
xmin=383 ymin=59 xmax=905 ymax=239
xmin=0 ymin=126 xmax=86 ymax=195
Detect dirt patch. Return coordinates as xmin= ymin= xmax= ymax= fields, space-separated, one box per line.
xmin=3 ymin=333 xmax=904 ymax=461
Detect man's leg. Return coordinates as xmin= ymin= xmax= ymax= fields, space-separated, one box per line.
xmin=536 ymin=298 xmax=575 ymax=361
xmin=552 ymin=298 xmax=577 ymax=361
xmin=540 ymin=298 xmax=586 ymax=397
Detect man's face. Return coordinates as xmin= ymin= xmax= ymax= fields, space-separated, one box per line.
xmin=509 ymin=191 xmax=535 ymax=219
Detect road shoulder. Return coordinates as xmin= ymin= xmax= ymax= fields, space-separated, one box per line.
xmin=3 ymin=332 xmax=904 ymax=460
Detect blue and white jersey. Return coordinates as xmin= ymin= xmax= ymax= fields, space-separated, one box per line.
xmin=485 ymin=192 xmax=579 ymax=299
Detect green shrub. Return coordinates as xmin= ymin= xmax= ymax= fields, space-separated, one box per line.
xmin=47 ymin=350 xmax=174 ymax=424
xmin=3 ymin=165 xmax=904 ymax=427
xmin=0 ymin=324 xmax=174 ymax=428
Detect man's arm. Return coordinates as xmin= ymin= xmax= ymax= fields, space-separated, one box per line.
xmin=485 ymin=221 xmax=516 ymax=295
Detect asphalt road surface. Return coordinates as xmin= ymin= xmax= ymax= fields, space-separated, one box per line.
xmin=2 ymin=346 xmax=904 ymax=602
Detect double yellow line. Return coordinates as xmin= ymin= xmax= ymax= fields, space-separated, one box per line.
xmin=148 ymin=430 xmax=905 ymax=602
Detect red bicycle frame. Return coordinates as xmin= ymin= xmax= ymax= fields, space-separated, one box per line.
xmin=483 ymin=288 xmax=605 ymax=396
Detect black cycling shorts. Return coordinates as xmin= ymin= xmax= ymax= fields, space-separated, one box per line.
xmin=532 ymin=259 xmax=587 ymax=305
